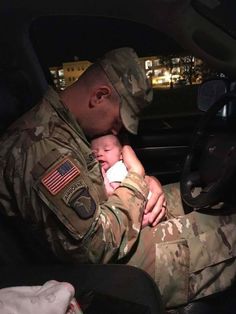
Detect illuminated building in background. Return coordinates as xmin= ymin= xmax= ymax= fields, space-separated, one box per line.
xmin=50 ymin=55 xmax=203 ymax=91
xmin=139 ymin=55 xmax=203 ymax=88
xmin=49 ymin=66 xmax=65 ymax=90
xmin=50 ymin=60 xmax=92 ymax=90
xmin=63 ymin=60 xmax=92 ymax=87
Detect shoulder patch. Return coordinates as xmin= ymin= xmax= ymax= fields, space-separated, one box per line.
xmin=41 ymin=158 xmax=80 ymax=195
xmin=62 ymin=181 xmax=96 ymax=219
xmin=68 ymin=186 xmax=96 ymax=219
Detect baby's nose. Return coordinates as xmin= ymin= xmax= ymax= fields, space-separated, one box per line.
xmin=96 ymin=150 xmax=103 ymax=157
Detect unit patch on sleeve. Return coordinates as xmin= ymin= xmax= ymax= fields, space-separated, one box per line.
xmin=62 ymin=182 xmax=96 ymax=219
xmin=69 ymin=186 xmax=96 ymax=219
xmin=41 ymin=158 xmax=80 ymax=195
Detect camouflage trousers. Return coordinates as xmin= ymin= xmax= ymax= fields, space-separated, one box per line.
xmin=126 ymin=183 xmax=236 ymax=308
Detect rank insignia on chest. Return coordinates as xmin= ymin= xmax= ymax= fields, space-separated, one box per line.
xmin=42 ymin=158 xmax=80 ymax=195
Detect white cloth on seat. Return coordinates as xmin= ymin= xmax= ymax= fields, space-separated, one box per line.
xmin=0 ymin=280 xmax=83 ymax=314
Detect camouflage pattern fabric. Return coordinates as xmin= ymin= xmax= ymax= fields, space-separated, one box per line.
xmin=126 ymin=183 xmax=236 ymax=308
xmin=0 ymin=87 xmax=148 ymax=265
xmin=99 ymin=47 xmax=153 ymax=135
xmin=0 ymin=88 xmax=236 ymax=308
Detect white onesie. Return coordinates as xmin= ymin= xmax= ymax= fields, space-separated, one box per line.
xmin=106 ymin=160 xmax=128 ymax=183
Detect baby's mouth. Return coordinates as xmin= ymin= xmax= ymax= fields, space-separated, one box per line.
xmin=99 ymin=160 xmax=108 ymax=169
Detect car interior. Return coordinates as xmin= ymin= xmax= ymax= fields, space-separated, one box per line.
xmin=0 ymin=0 xmax=236 ymax=313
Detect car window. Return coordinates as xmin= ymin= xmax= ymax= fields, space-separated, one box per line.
xmin=30 ymin=15 xmax=222 ymax=131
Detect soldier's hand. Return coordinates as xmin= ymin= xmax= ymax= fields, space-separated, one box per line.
xmin=143 ymin=176 xmax=167 ymax=227
xmin=122 ymin=145 xmax=145 ymax=177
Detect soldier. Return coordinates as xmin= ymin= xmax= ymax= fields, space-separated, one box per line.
xmin=0 ymin=47 xmax=235 ymax=308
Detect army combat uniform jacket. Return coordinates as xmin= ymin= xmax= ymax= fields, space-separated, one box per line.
xmin=0 ymin=87 xmax=236 ymax=308
xmin=0 ymin=87 xmax=148 ymax=264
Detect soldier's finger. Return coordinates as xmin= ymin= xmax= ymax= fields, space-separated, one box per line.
xmin=145 ymin=190 xmax=165 ymax=214
xmin=144 ymin=191 xmax=158 ymax=213
xmin=151 ymin=206 xmax=166 ymax=227
xmin=147 ymin=194 xmax=165 ymax=223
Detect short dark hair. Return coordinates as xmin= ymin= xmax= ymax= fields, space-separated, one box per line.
xmin=79 ymin=63 xmax=120 ymax=103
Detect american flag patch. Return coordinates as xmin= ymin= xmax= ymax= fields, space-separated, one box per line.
xmin=42 ymin=158 xmax=80 ymax=195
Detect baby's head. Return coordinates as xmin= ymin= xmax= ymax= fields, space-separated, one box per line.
xmin=91 ymin=134 xmax=122 ymax=171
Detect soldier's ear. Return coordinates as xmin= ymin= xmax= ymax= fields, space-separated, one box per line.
xmin=90 ymin=86 xmax=111 ymax=108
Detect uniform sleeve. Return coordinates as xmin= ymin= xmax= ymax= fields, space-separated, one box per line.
xmin=27 ymin=139 xmax=149 ymax=264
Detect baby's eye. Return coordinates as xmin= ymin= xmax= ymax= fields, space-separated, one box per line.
xmin=104 ymin=149 xmax=110 ymax=152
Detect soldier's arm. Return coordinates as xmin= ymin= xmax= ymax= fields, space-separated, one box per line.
xmin=24 ymin=140 xmax=149 ymax=264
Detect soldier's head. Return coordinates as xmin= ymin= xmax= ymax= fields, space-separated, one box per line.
xmin=61 ymin=47 xmax=153 ymax=139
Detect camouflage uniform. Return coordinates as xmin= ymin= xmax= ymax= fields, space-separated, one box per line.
xmin=0 ymin=48 xmax=235 ymax=309
xmin=127 ymin=183 xmax=236 ymax=307
xmin=0 ymin=87 xmax=149 ymax=264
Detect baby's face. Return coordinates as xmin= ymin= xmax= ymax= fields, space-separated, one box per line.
xmin=91 ymin=135 xmax=122 ymax=171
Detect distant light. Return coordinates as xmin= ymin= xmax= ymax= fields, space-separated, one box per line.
xmin=164 ymin=71 xmax=171 ymax=82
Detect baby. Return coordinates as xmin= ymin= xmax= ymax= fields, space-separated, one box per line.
xmin=91 ymin=134 xmax=128 ymax=196
xmin=91 ymin=134 xmax=167 ymax=227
